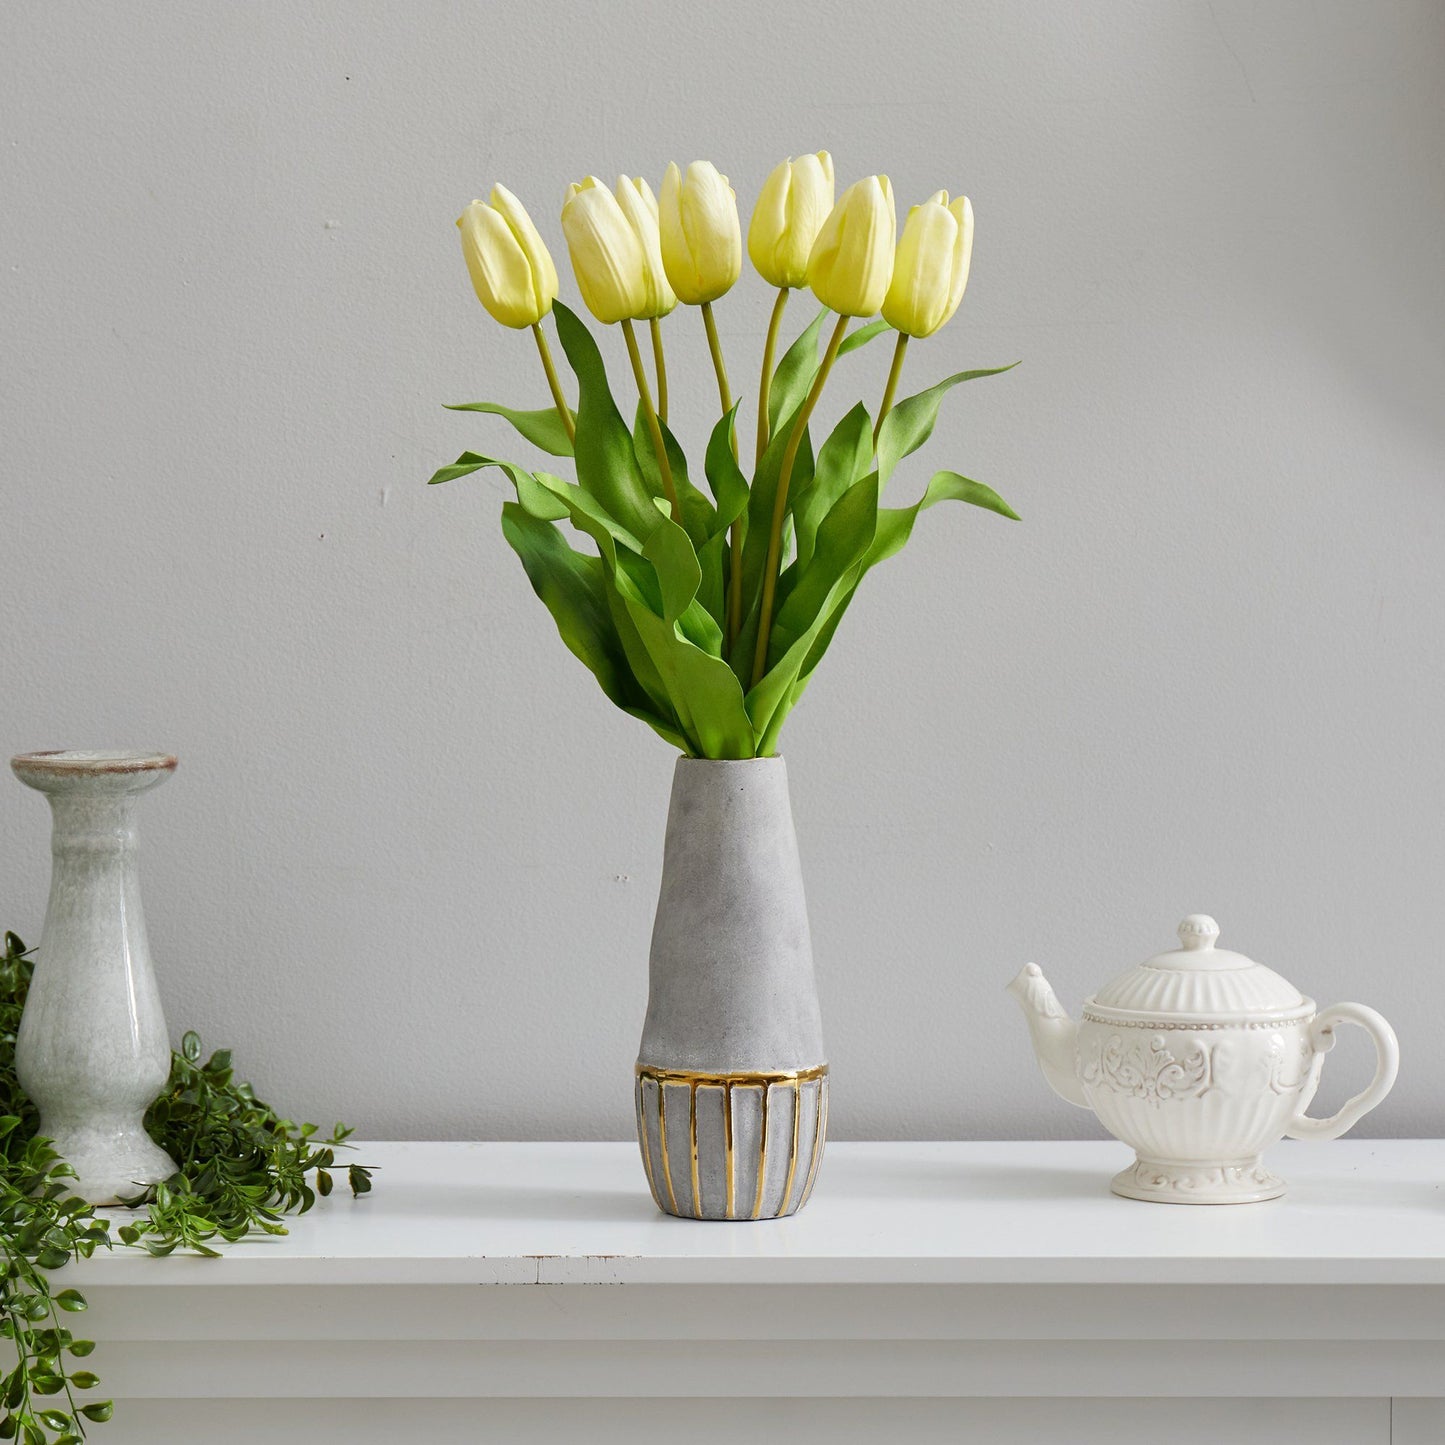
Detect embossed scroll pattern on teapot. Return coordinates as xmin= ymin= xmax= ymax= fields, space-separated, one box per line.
xmin=1007 ymin=915 xmax=1399 ymax=1203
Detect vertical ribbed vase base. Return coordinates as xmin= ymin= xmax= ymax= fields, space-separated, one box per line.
xmin=634 ymin=1063 xmax=828 ymax=1220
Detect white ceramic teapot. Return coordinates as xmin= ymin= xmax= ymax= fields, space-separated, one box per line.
xmin=1007 ymin=914 xmax=1399 ymax=1203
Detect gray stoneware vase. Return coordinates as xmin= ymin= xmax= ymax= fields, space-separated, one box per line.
xmin=12 ymin=750 xmax=179 ymax=1204
xmin=635 ymin=756 xmax=827 ymax=1221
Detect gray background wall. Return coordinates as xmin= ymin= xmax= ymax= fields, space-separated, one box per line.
xmin=2 ymin=0 xmax=1442 ymax=1142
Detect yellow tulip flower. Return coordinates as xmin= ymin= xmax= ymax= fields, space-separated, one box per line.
xmin=659 ymin=161 xmax=742 ymax=306
xmin=748 ymin=152 xmax=835 ymax=289
xmin=613 ymin=176 xmax=676 ymax=320
xmin=456 ymin=185 xmax=558 ymax=329
xmin=882 ymin=191 xmax=974 ymax=338
xmin=806 ymin=175 xmax=896 ymax=317
xmin=561 ymin=176 xmax=648 ymax=324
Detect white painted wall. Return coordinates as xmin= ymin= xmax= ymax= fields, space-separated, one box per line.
xmin=2 ymin=1 xmax=1442 ymax=1142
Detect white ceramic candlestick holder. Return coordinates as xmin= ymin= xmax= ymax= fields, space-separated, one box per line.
xmin=11 ymin=750 xmax=179 ymax=1204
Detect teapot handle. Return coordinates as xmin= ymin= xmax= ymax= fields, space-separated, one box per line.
xmin=1285 ymin=1003 xmax=1399 ymax=1142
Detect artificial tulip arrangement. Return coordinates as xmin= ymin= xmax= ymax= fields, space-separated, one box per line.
xmin=430 ymin=153 xmax=1018 ymax=759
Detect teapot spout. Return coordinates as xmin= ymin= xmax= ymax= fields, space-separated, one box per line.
xmin=1006 ymin=964 xmax=1088 ymax=1109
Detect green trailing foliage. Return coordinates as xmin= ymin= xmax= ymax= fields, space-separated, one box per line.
xmin=430 ymin=300 xmax=1019 ymax=758
xmin=0 ymin=932 xmax=371 ymax=1442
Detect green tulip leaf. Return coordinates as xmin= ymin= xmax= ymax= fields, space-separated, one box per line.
xmin=748 ymin=473 xmax=881 ymax=749
xmin=511 ymin=447 xmax=751 ymax=755
xmin=642 ymin=519 xmax=703 ymax=626
xmin=443 ymin=401 xmax=576 ymax=457
xmin=552 ymin=301 xmax=667 ymax=543
xmin=767 ymin=305 xmax=829 ymax=432
xmin=632 ymin=407 xmax=718 ymax=549
xmin=428 ymin=451 xmax=572 ymax=521
xmin=500 ymin=502 xmax=683 ymax=748
xmin=790 ymin=467 xmax=1021 ymax=709
xmin=731 ymin=405 xmax=815 ymax=688
xmin=837 ymin=317 xmax=891 ymax=356
xmin=792 ymin=402 xmax=873 ymax=572
xmin=876 ymin=362 xmax=1019 ymax=488
xmin=502 ymin=469 xmax=676 ymax=722
xmin=702 ymin=405 xmax=749 ymax=535
xmin=627 ymin=606 xmax=753 ymax=756
xmin=912 ymin=471 xmax=1021 ymax=524
xmin=526 ymin=470 xmax=643 ymax=548
xmin=426 ymin=451 xmax=493 ymax=487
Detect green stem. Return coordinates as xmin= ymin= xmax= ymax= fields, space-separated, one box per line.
xmin=649 ymin=317 xmax=668 ymax=426
xmin=750 ymin=311 xmax=849 ymax=687
xmin=621 ymin=318 xmax=680 ymax=525
xmin=531 ymin=322 xmax=575 ymax=445
xmin=701 ymin=300 xmax=734 ymax=424
xmin=874 ymin=331 xmax=908 ymax=448
xmin=701 ymin=300 xmax=745 ymax=652
xmin=756 ymin=286 xmax=789 ymax=467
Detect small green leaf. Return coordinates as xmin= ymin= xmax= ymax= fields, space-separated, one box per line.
xmin=702 ymin=405 xmax=748 ymax=533
xmin=876 ymin=362 xmax=1019 ymax=489
xmin=443 ymin=400 xmax=575 ymax=457
xmin=78 ymin=1402 xmax=114 ymax=1423
xmin=767 ymin=305 xmax=829 ymax=431
xmin=921 ymin=471 xmax=1020 ymax=522
xmin=793 ymin=402 xmax=873 ymax=572
xmin=837 ymin=317 xmax=890 ymax=356
xmin=641 ymin=521 xmax=703 ymax=627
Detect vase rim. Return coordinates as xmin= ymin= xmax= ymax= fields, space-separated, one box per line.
xmin=676 ymin=754 xmax=785 ymax=768
xmin=11 ymin=750 xmax=177 ymax=778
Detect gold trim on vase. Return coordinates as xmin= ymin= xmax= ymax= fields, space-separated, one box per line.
xmin=634 ymin=1062 xmax=829 ymax=1221
xmin=635 ymin=1063 xmax=829 ymax=1086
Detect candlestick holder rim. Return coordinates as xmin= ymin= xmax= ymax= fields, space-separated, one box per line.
xmin=12 ymin=749 xmax=177 ymax=781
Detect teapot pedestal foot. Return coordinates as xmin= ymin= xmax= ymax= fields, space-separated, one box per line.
xmin=1111 ymin=1155 xmax=1285 ymax=1205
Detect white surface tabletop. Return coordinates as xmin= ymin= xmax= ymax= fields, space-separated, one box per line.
xmin=71 ymin=1139 xmax=1445 ymax=1288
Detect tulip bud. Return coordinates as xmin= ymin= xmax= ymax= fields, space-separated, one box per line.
xmin=456 ymin=185 xmax=559 ymax=329
xmin=613 ymin=176 xmax=676 ymax=320
xmin=561 ymin=176 xmax=648 ymax=324
xmin=659 ymin=161 xmax=742 ymax=306
xmin=882 ymin=191 xmax=974 ymax=338
xmin=806 ymin=175 xmax=896 ymax=318
xmin=748 ymin=152 xmax=834 ymax=289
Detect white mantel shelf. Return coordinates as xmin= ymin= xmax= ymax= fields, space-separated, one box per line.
xmin=66 ymin=1141 xmax=1445 ymax=1444
xmin=75 ymin=1138 xmax=1445 ymax=1287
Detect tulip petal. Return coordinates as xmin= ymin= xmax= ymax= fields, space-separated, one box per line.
xmin=807 ymin=175 xmax=895 ymax=316
xmin=661 ymin=160 xmax=740 ymax=304
xmin=458 ymin=200 xmax=542 ymax=328
xmin=489 ymin=183 xmax=558 ymax=318
xmin=883 ymin=200 xmax=958 ymax=337
xmin=614 ymin=175 xmax=675 ymax=318
xmin=562 ymin=182 xmax=648 ymax=324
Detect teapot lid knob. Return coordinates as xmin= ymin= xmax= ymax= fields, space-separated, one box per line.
xmin=1177 ymin=914 xmax=1220 ymax=950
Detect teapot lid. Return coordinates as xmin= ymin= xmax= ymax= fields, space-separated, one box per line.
xmin=1088 ymin=915 xmax=1309 ymax=1017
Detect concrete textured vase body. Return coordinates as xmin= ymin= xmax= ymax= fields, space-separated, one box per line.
xmin=636 ymin=757 xmax=826 ymax=1220
xmin=11 ymin=750 xmax=179 ymax=1204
